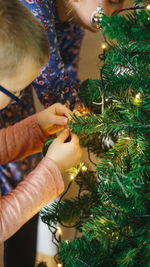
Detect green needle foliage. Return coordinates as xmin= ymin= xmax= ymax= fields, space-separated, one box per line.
xmin=41 ymin=165 xmax=100 ymax=227
xmin=41 ymin=1 xmax=150 ymax=266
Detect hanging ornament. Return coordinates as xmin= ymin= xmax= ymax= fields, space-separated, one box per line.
xmin=42 ymin=137 xmax=55 ymax=156
xmin=90 ymin=6 xmax=104 ymax=29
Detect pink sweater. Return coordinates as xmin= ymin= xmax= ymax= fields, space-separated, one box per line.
xmin=0 ymin=114 xmax=64 ymax=267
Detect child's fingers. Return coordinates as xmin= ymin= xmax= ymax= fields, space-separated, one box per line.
xmin=50 ymin=114 xmax=68 ymax=125
xmin=70 ymin=133 xmax=80 ymax=145
xmin=54 ymin=104 xmax=73 ymax=120
xmin=42 ymin=125 xmax=65 ymax=135
xmin=55 ymin=129 xmax=70 ymax=144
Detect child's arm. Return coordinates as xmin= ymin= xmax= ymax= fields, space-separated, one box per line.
xmin=0 ymin=157 xmax=64 ymax=243
xmin=0 ymin=103 xmax=71 ymax=164
xmin=0 ymin=130 xmax=82 ymax=244
xmin=0 ymin=114 xmax=47 ymax=164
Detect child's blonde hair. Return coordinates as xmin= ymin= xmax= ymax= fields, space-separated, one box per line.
xmin=0 ymin=0 xmax=50 ymax=78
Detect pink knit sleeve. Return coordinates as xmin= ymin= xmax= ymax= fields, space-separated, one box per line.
xmin=0 ymin=114 xmax=49 ymax=164
xmin=0 ymin=157 xmax=64 ymax=243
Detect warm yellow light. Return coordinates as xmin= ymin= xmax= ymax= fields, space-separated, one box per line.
xmin=57 ymin=226 xmax=62 ymax=235
xmin=82 ymin=165 xmax=87 ymax=171
xmin=70 ymin=175 xmax=74 ymax=180
xmin=124 ymin=136 xmax=130 ymax=140
xmin=102 ymin=43 xmax=106 ymax=50
xmin=57 ymin=264 xmax=62 ymax=267
xmin=135 ymin=93 xmax=141 ymax=99
xmin=147 ymin=4 xmax=150 ymax=10
xmin=65 ymin=240 xmax=70 ymax=244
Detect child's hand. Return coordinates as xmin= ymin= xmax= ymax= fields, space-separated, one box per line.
xmin=45 ymin=130 xmax=82 ymax=172
xmin=37 ymin=103 xmax=72 ymax=135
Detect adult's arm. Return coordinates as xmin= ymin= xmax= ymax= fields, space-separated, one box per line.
xmin=22 ymin=0 xmax=84 ymax=110
xmin=0 ymin=114 xmax=48 ymax=164
xmin=0 ymin=157 xmax=64 ymax=243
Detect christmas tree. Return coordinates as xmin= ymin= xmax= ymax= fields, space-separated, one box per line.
xmin=40 ymin=1 xmax=150 ymax=266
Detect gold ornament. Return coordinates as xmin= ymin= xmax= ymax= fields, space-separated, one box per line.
xmin=90 ymin=7 xmax=104 ymax=29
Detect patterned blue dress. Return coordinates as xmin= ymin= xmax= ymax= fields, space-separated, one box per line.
xmin=0 ymin=0 xmax=84 ymax=195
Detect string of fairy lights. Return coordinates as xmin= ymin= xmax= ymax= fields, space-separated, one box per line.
xmin=45 ymin=163 xmax=91 ymax=266
xmin=39 ymin=3 xmax=150 ymax=267
xmin=101 ymin=3 xmax=150 ymax=129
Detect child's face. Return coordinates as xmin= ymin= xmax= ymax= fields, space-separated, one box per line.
xmin=0 ymin=58 xmax=41 ymax=109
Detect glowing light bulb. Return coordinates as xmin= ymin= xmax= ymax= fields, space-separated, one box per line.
xmin=57 ymin=264 xmax=62 ymax=267
xmin=82 ymin=165 xmax=87 ymax=171
xmin=65 ymin=240 xmax=70 ymax=244
xmin=102 ymin=43 xmax=106 ymax=50
xmin=147 ymin=4 xmax=150 ymax=10
xmin=135 ymin=93 xmax=141 ymax=99
xmin=124 ymin=137 xmax=130 ymax=140
xmin=133 ymin=93 xmax=142 ymax=106
xmin=57 ymin=226 xmax=62 ymax=235
xmin=70 ymin=175 xmax=74 ymax=180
